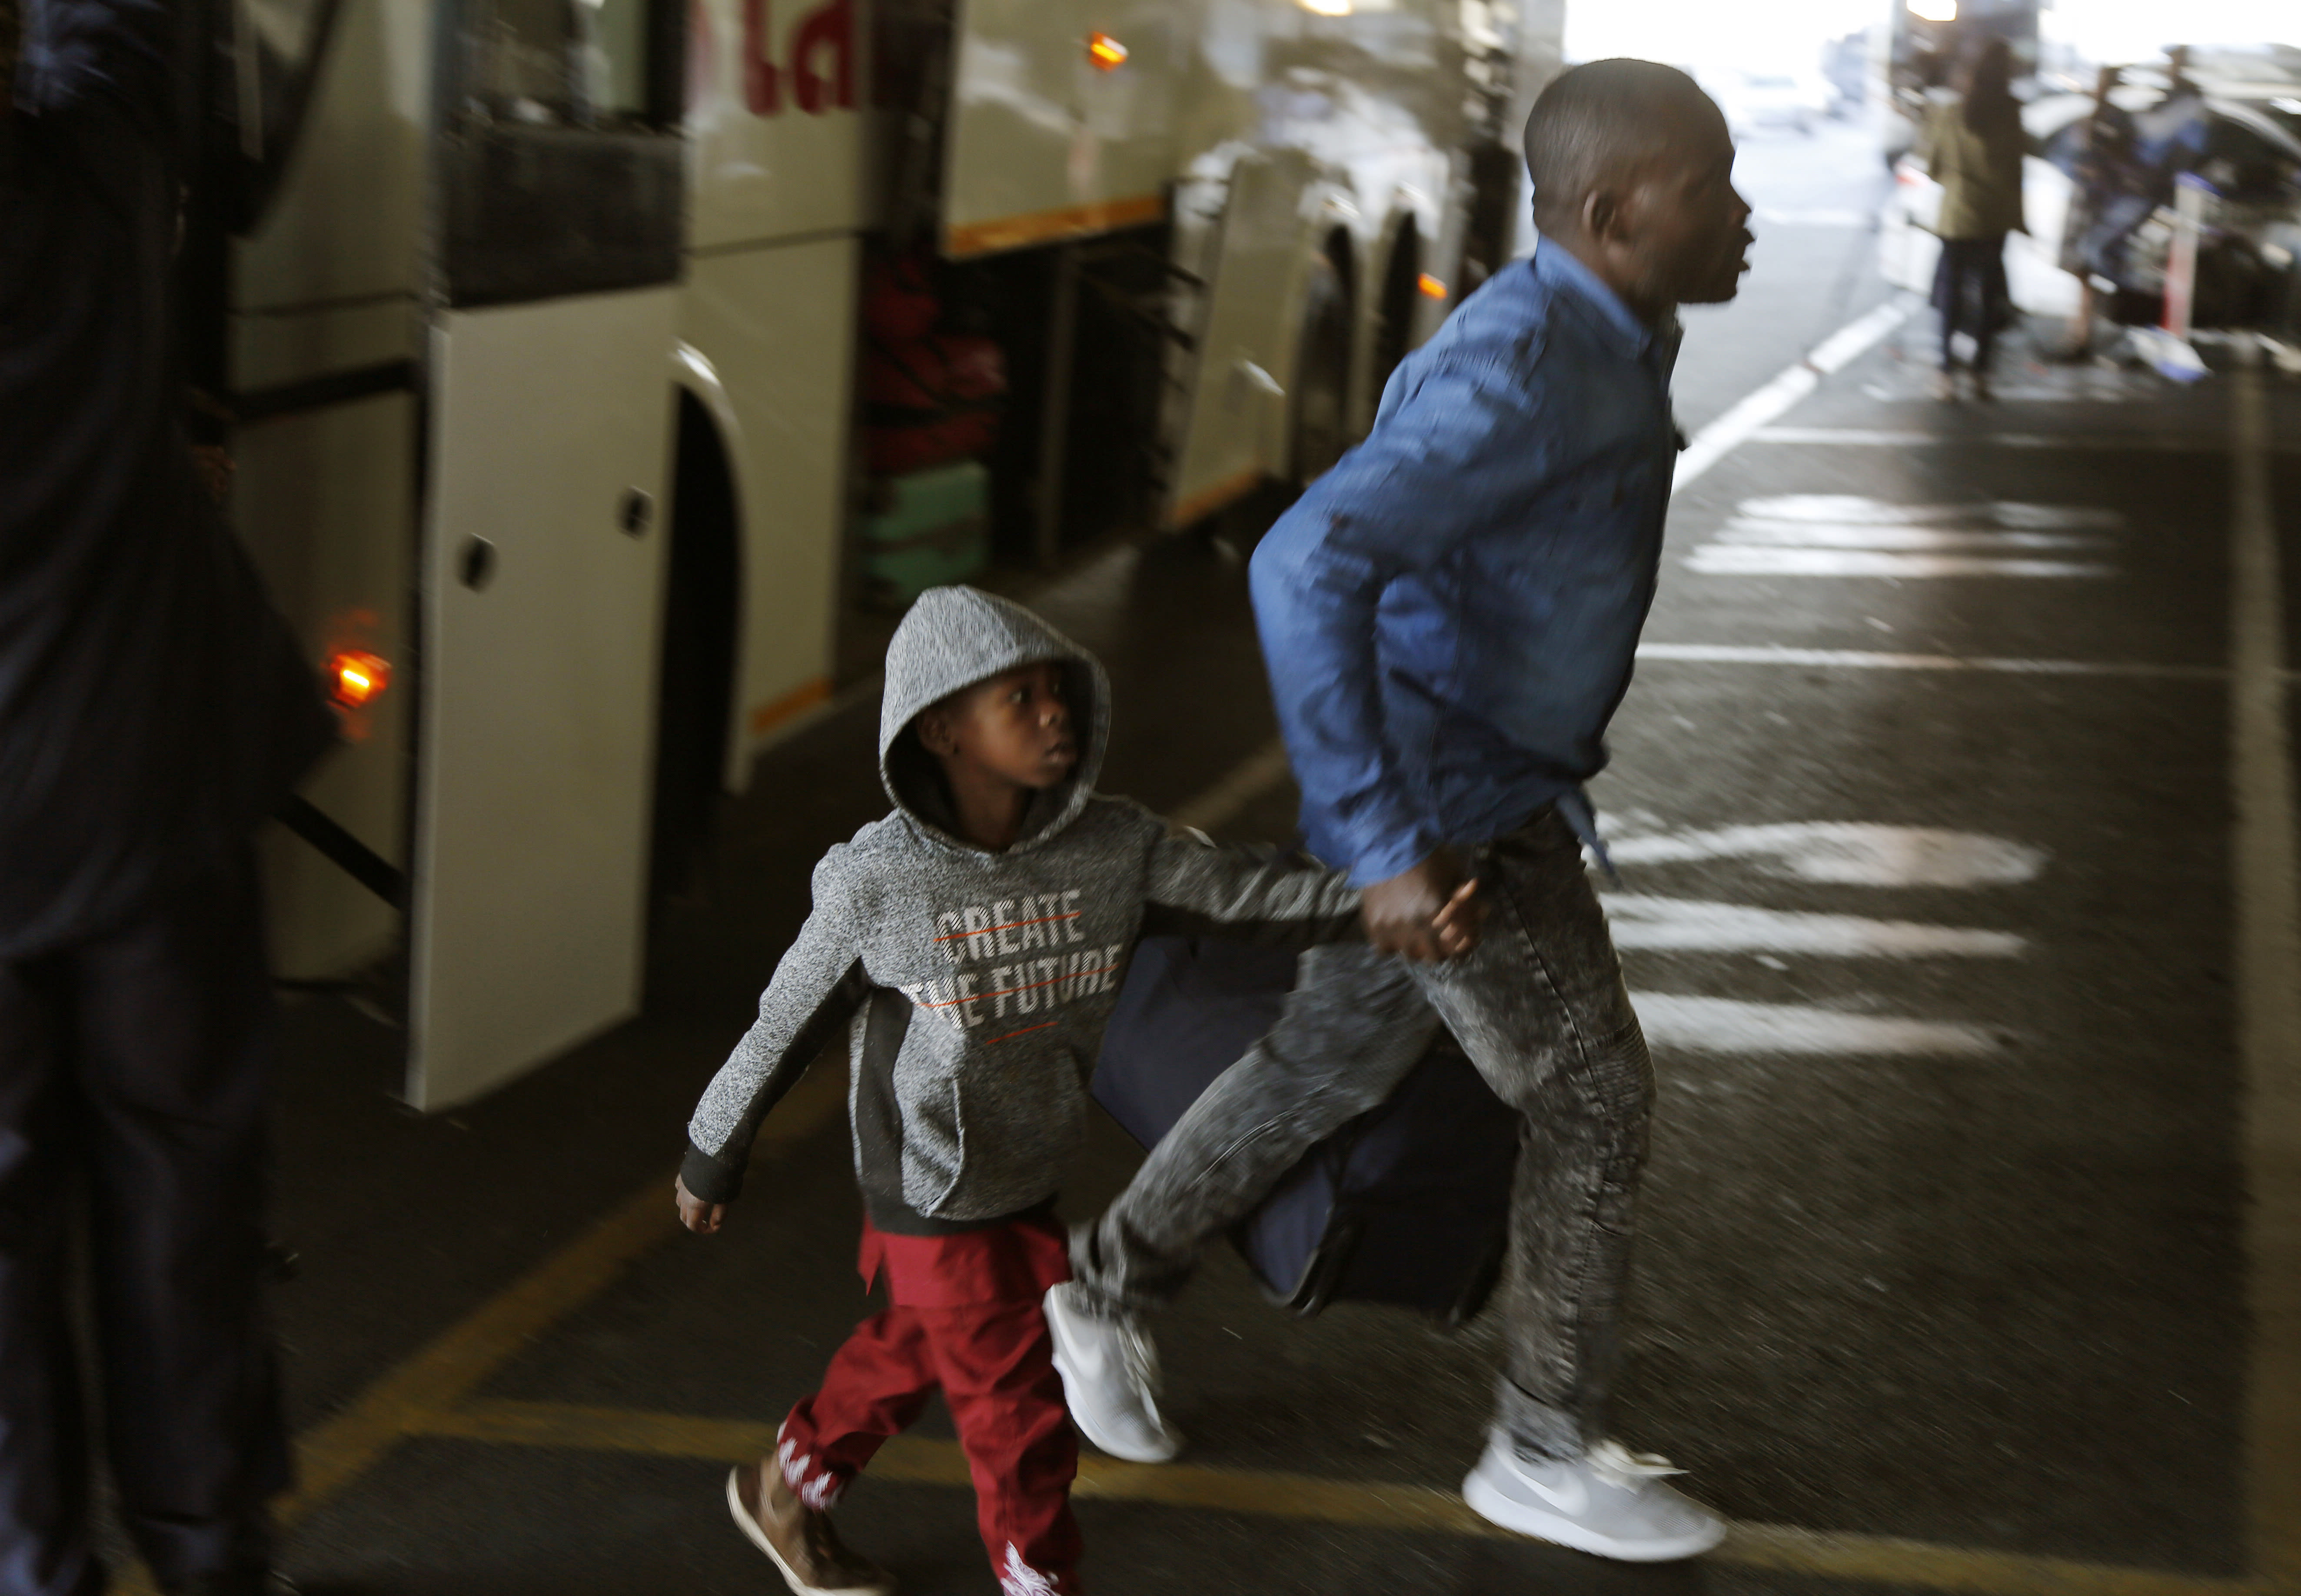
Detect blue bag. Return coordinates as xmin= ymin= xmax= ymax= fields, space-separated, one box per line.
xmin=1091 ymin=937 xmax=1519 ymax=1326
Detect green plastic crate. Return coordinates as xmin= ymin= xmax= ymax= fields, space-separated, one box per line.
xmin=861 ymin=461 xmax=991 ymax=608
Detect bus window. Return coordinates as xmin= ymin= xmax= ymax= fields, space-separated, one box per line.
xmin=584 ymin=0 xmax=652 ymax=122
xmin=472 ymin=0 xmax=581 ymax=123
xmin=227 ymin=0 xmax=348 ymax=229
xmin=440 ymin=0 xmax=682 ymax=306
xmin=469 ymin=0 xmax=653 ymax=128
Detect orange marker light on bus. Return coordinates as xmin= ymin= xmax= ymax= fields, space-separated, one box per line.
xmin=1087 ymin=32 xmax=1127 ymax=70
xmin=1417 ymin=272 xmax=1448 ymax=300
xmin=328 ymin=650 xmax=391 ymax=709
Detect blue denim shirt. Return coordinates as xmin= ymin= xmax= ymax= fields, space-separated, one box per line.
xmin=1248 ymin=240 xmax=1683 ymax=887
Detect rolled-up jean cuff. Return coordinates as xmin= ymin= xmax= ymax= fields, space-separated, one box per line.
xmin=1065 ymin=1225 xmax=1153 ymax=1316
xmin=1497 ymin=1376 xmax=1586 ymax=1463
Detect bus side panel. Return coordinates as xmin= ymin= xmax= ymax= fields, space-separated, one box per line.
xmin=683 ymin=238 xmax=861 ymax=759
xmin=234 ymin=0 xmax=431 ymax=310
xmin=688 ymin=0 xmax=878 ymax=248
xmin=942 ymin=0 xmax=1180 ymax=255
xmin=231 ymin=301 xmax=419 ymax=981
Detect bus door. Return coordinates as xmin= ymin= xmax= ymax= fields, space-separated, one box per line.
xmin=407 ymin=0 xmax=685 ymax=1107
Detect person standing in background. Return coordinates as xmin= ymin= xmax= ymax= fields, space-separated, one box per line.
xmin=2057 ymin=65 xmax=2134 ymax=353
xmin=1919 ymin=35 xmax=2025 ymax=401
xmin=1 ymin=0 xmax=336 ymax=1590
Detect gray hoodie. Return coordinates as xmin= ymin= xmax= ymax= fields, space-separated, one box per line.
xmin=682 ymin=587 xmax=1362 ymax=1232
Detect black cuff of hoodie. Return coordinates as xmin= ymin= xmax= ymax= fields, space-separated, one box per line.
xmin=680 ymin=1143 xmax=744 ymax=1205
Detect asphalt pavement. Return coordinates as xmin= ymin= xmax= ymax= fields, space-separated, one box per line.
xmin=213 ymin=122 xmax=2301 ymax=1596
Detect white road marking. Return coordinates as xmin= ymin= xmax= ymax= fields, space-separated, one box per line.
xmin=1632 ymin=993 xmax=2000 ymax=1056
xmin=1633 ymin=643 xmax=2225 ymax=680
xmin=2228 ymin=347 xmax=2301 ymax=1573
xmin=1606 ymin=823 xmax=2047 ymax=888
xmin=1673 ymin=301 xmax=1917 ymax=494
xmin=1687 ymin=547 xmax=2112 ymax=579
xmin=1865 ymin=374 xmax=2148 ymax=404
xmin=1691 ymin=493 xmax=2120 ymax=579
xmin=1736 ymin=495 xmax=2121 ymax=530
xmin=1603 ymin=895 xmax=2024 ymax=958
xmin=1805 ymin=302 xmax=1920 ymax=375
xmin=1710 ymin=523 xmax=2101 ymax=552
xmin=1750 ymin=426 xmax=2233 ymax=452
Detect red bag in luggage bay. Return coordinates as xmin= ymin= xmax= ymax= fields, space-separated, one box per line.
xmin=861 ymin=254 xmax=1006 ymax=476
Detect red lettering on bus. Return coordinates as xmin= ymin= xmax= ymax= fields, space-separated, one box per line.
xmin=792 ymin=0 xmax=855 ymax=113
xmin=741 ymin=0 xmax=780 ymax=113
xmin=741 ymin=0 xmax=853 ymax=117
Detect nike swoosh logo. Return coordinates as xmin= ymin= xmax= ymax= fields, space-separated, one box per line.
xmin=1520 ymin=1466 xmax=1587 ymax=1517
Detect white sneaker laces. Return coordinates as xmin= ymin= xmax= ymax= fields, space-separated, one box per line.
xmin=1587 ymin=1439 xmax=1686 ymax=1490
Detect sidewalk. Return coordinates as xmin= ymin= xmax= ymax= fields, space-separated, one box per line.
xmin=213 ymin=335 xmax=2301 ymax=1596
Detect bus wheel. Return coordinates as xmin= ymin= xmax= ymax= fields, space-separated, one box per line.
xmin=1292 ymin=238 xmax=1355 ymax=487
xmin=1370 ymin=216 xmax=1421 ymax=412
xmin=647 ymin=395 xmax=740 ymax=945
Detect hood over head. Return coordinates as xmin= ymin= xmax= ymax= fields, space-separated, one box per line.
xmin=878 ymin=586 xmax=1111 ymax=854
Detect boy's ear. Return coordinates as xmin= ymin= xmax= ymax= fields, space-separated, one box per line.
xmin=914 ymin=706 xmax=958 ymax=757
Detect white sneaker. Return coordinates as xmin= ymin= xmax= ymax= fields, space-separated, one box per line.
xmin=1042 ymin=1282 xmax=1184 ymax=1463
xmin=1462 ymin=1431 xmax=1726 ymax=1562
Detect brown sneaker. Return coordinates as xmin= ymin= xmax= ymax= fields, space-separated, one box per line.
xmin=726 ymin=1462 xmax=898 ymax=1596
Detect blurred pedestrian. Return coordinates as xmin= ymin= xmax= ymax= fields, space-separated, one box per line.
xmin=1046 ymin=59 xmax=1749 ymax=1563
xmin=2057 ymin=66 xmax=2135 ymax=352
xmin=1 ymin=0 xmax=336 ymax=1590
xmin=1918 ymin=35 xmax=2025 ymax=400
xmin=2127 ymin=46 xmax=2210 ymax=207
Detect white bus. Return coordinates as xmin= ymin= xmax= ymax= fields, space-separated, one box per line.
xmin=214 ymin=0 xmax=1560 ymax=1107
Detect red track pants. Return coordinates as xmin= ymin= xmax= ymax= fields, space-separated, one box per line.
xmin=778 ymin=1215 xmax=1081 ymax=1596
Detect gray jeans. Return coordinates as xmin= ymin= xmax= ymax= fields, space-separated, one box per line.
xmin=1074 ymin=809 xmax=1653 ymax=1461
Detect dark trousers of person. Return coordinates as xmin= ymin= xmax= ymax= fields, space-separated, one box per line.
xmin=1073 ymin=808 xmax=1653 ymax=1462
xmin=1934 ymin=234 xmax=2011 ymax=372
xmin=0 ymin=849 xmax=290 ymax=1596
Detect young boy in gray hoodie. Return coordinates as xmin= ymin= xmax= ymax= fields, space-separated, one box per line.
xmin=674 ymin=586 xmax=1474 ymax=1596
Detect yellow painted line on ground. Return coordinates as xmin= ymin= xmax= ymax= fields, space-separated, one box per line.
xmin=414 ymin=1398 xmax=2274 ymax=1596
xmin=278 ymin=1066 xmax=847 ymax=1527
xmin=138 ymin=733 xmax=1331 ymax=1596
xmin=2229 ymin=352 xmax=2301 ymax=1585
xmin=1166 ymin=466 xmax=1265 ymax=531
xmin=748 ymin=675 xmax=833 ymax=739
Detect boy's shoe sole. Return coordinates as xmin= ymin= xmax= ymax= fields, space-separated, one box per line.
xmin=725 ymin=1468 xmax=896 ymax=1596
xmin=1463 ymin=1460 xmax=1727 ymax=1563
